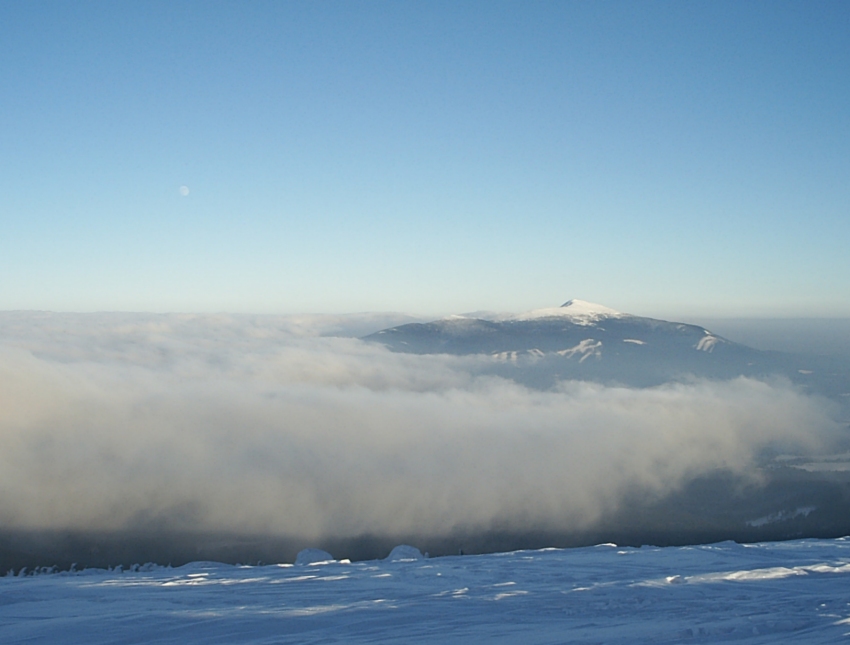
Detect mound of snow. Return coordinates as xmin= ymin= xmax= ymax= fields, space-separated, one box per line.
xmin=295 ymin=548 xmax=334 ymax=565
xmin=384 ymin=545 xmax=425 ymax=562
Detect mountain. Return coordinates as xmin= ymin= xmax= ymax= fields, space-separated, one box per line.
xmin=365 ymin=299 xmax=847 ymax=396
xmin=361 ymin=300 xmax=850 ymax=550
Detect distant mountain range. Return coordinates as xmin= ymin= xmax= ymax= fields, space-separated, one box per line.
xmin=365 ymin=299 xmax=850 ymax=401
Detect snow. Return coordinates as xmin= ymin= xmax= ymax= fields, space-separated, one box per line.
xmin=295 ymin=548 xmax=335 ymax=566
xmin=384 ymin=545 xmax=425 ymax=562
xmin=696 ymin=335 xmax=720 ymax=352
xmin=5 ymin=538 xmax=850 ymax=643
xmin=746 ymin=507 xmax=816 ymax=528
xmin=556 ymin=339 xmax=603 ymax=362
xmin=509 ymin=299 xmax=624 ymax=324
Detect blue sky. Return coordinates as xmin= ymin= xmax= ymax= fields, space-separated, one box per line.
xmin=2 ymin=1 xmax=848 ymax=318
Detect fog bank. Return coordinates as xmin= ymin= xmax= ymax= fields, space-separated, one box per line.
xmin=0 ymin=313 xmax=839 ymax=542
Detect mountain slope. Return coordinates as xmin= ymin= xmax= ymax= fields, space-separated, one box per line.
xmin=364 ymin=300 xmax=847 ymax=394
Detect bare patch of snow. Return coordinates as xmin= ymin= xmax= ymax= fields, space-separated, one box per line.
xmin=557 ymin=339 xmax=603 ymax=362
xmin=696 ymin=335 xmax=720 ymax=352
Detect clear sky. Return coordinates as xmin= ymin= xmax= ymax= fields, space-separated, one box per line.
xmin=2 ymin=1 xmax=848 ymax=318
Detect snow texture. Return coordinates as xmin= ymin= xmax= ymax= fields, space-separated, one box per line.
xmin=3 ymin=538 xmax=850 ymax=644
xmin=509 ymin=299 xmax=624 ymax=324
xmin=295 ymin=549 xmax=335 ymax=566
xmin=556 ymin=338 xmax=603 ymax=362
xmin=696 ymin=334 xmax=721 ymax=352
xmin=384 ymin=545 xmax=425 ymax=561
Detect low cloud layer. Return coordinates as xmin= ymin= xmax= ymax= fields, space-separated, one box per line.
xmin=0 ymin=313 xmax=840 ymax=541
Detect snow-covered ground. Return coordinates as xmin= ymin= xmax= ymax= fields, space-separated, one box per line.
xmin=4 ymin=538 xmax=850 ymax=644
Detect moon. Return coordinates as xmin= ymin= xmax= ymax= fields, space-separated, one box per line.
xmin=179 ymin=185 xmax=190 ymax=197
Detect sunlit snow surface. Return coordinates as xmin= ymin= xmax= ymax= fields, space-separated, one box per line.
xmin=5 ymin=539 xmax=850 ymax=643
xmin=507 ymin=299 xmax=623 ymax=324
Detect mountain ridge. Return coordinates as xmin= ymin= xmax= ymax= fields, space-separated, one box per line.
xmin=363 ymin=300 xmax=849 ymax=402
xmin=365 ymin=299 xmax=731 ymax=358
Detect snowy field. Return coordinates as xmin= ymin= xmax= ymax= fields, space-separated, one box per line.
xmin=4 ymin=539 xmax=850 ymax=644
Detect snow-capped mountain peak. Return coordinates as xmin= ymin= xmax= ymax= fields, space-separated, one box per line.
xmin=560 ymin=299 xmax=622 ymax=316
xmin=509 ymin=299 xmax=624 ymax=323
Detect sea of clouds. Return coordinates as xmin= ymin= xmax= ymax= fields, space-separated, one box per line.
xmin=0 ymin=312 xmax=840 ymax=542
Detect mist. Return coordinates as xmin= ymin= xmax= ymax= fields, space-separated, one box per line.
xmin=693 ymin=317 xmax=850 ymax=361
xmin=0 ymin=313 xmax=840 ymax=546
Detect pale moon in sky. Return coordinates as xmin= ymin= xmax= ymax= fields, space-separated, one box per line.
xmin=179 ymin=185 xmax=190 ymax=197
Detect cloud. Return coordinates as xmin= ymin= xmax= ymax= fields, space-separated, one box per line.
xmin=0 ymin=313 xmax=840 ymax=541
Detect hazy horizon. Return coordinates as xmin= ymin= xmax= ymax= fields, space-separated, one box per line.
xmin=4 ymin=304 xmax=850 ymax=358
